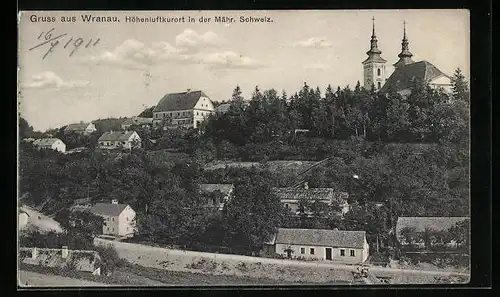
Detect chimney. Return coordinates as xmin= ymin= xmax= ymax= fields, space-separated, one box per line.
xmin=111 ymin=199 xmax=118 ymax=204
xmin=303 ymin=182 xmax=309 ymax=190
xmin=61 ymin=246 xmax=68 ymax=259
xmin=187 ymin=88 xmax=191 ymax=93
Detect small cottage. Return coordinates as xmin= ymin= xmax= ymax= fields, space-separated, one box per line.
xmin=263 ymin=228 xmax=369 ymax=264
xmin=97 ymin=130 xmax=141 ymax=150
xmin=90 ymin=200 xmax=136 ymax=237
xmin=32 ymin=138 xmax=66 ymax=153
xmin=64 ymin=122 xmax=97 ymax=135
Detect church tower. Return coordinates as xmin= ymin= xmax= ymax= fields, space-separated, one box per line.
xmin=393 ymin=21 xmax=415 ymax=69
xmin=362 ymin=17 xmax=387 ymax=90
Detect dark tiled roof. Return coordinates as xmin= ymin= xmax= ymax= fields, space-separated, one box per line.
xmin=380 ymin=61 xmax=449 ymax=93
xmin=65 ymin=123 xmax=91 ymax=131
xmin=98 ymin=131 xmax=139 ymax=142
xmin=395 ymin=217 xmax=469 ymax=237
xmin=200 ymin=184 xmax=234 ymax=196
xmin=153 ymin=91 xmax=209 ymax=112
xmin=272 ymin=188 xmax=334 ymax=201
xmin=274 ymin=228 xmax=366 ymax=248
xmin=90 ymin=203 xmax=128 ymax=217
xmin=121 ymin=117 xmax=153 ymax=126
xmin=33 ymin=138 xmax=63 ymax=146
xmin=215 ymin=103 xmax=231 ymax=113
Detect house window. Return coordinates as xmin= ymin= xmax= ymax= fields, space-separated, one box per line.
xmin=377 ymin=68 xmax=381 ymax=76
xmin=350 ymin=250 xmax=355 ymax=257
xmin=340 ymin=249 xmax=345 ymax=256
xmin=107 ymin=227 xmax=109 ymax=231
xmin=300 ymin=248 xmax=305 ymax=254
xmin=112 ymin=218 xmax=114 ymax=222
xmin=126 ymin=217 xmax=129 ymax=221
xmin=310 ymin=248 xmax=315 ymax=255
xmin=127 ymin=227 xmax=129 ymax=231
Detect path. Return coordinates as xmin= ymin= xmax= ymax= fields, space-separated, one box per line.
xmin=18 ymin=270 xmax=117 ymax=287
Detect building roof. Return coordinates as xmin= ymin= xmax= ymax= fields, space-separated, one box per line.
xmin=272 ymin=188 xmax=335 ymax=201
xmin=200 ymin=184 xmax=234 ymax=196
xmin=395 ymin=217 xmax=469 ymax=237
xmin=98 ymin=131 xmax=138 ymax=142
xmin=90 ymin=203 xmax=129 ymax=217
xmin=273 ymin=228 xmax=366 ymax=248
xmin=33 ymin=138 xmax=63 ymax=146
xmin=215 ymin=103 xmax=231 ymax=113
xmin=381 ymin=61 xmax=449 ymax=93
xmin=153 ymin=90 xmax=209 ymax=112
xmin=65 ymin=123 xmax=91 ymax=131
xmin=121 ymin=117 xmax=153 ymax=126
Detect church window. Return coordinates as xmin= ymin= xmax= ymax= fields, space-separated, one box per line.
xmin=377 ymin=82 xmax=381 ymax=89
xmin=377 ymin=68 xmax=381 ymax=76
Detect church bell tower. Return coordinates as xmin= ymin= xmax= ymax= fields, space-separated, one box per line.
xmin=362 ymin=17 xmax=387 ymax=90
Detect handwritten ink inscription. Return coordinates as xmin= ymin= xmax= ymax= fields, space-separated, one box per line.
xmin=28 ymin=28 xmax=100 ymax=59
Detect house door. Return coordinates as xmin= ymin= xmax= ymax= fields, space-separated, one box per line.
xmin=325 ymin=248 xmax=332 ymax=260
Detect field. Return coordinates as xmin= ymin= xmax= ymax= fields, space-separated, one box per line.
xmin=204 ymin=160 xmax=317 ymax=175
xmin=19 ymin=270 xmax=113 ymax=287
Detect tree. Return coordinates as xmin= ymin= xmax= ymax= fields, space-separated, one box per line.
xmin=450 ymin=68 xmax=469 ymax=103
xmin=19 ymin=117 xmax=34 ymax=139
xmin=55 ymin=209 xmax=104 ymax=237
xmin=222 ymin=171 xmax=285 ymax=253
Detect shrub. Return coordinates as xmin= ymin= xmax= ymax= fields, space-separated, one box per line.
xmin=92 ymin=245 xmax=126 ymax=274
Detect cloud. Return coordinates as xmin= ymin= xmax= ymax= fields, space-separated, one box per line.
xmin=292 ymin=37 xmax=332 ymax=48
xmin=85 ymin=39 xmax=188 ymax=70
xmin=191 ymin=51 xmax=263 ymax=69
xmin=84 ymin=29 xmax=262 ymax=70
xmin=22 ymin=71 xmax=90 ymax=89
xmin=175 ymin=29 xmax=223 ymax=50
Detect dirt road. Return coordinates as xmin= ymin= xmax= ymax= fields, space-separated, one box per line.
xmin=18 ymin=270 xmax=117 ymax=287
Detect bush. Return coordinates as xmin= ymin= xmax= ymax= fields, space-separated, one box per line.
xmin=92 ymin=245 xmax=126 ymax=274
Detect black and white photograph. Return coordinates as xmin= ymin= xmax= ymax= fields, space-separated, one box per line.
xmin=17 ymin=9 xmax=470 ymax=287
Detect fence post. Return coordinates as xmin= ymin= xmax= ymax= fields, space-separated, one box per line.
xmin=32 ymin=247 xmax=38 ymax=259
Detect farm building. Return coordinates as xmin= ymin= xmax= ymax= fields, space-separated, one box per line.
xmin=32 ymin=138 xmax=66 ymax=153
xmin=64 ymin=122 xmax=97 ymax=135
xmin=262 ymin=228 xmax=369 ymax=264
xmin=121 ymin=117 xmax=153 ymax=130
xmin=97 ymin=130 xmax=141 ymax=150
xmin=89 ymin=200 xmax=136 ymax=238
xmin=272 ymin=183 xmax=350 ymax=217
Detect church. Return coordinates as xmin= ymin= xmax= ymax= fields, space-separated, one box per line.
xmin=362 ymin=19 xmax=453 ymax=96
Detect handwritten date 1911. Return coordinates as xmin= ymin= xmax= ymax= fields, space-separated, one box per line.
xmin=29 ymin=28 xmax=100 ymax=59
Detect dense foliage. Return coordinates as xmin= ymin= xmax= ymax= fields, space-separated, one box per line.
xmin=18 ymin=69 xmax=469 ymax=256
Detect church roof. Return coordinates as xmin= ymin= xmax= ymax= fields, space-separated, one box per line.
xmin=380 ymin=61 xmax=449 ymax=93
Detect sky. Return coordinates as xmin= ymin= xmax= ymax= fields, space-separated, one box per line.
xmin=18 ymin=10 xmax=470 ymax=131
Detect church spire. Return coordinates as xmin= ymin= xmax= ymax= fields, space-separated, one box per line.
xmin=394 ymin=21 xmax=414 ymax=68
xmin=363 ymin=17 xmax=385 ymax=61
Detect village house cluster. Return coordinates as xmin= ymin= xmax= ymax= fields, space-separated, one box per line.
xmin=20 ymin=20 xmax=465 ymax=267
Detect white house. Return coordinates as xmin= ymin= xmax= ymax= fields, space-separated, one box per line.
xmin=263 ymin=228 xmax=369 ymax=264
xmin=64 ymin=122 xmax=97 ymax=135
xmin=272 ymin=184 xmax=350 ymax=217
xmin=152 ymin=90 xmax=215 ymax=129
xmin=89 ymin=200 xmax=136 ymax=237
xmin=199 ymin=184 xmax=234 ymax=211
xmin=97 ymin=131 xmax=141 ymax=150
xmin=32 ymin=138 xmax=66 ymax=153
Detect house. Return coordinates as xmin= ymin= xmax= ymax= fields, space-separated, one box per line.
xmin=121 ymin=117 xmax=153 ymax=130
xmin=215 ymin=103 xmax=231 ymax=114
xmin=272 ymin=184 xmax=350 ymax=217
xmin=64 ymin=122 xmax=97 ymax=135
xmin=395 ymin=216 xmax=469 ymax=250
xmin=32 ymin=138 xmax=66 ymax=153
xmin=262 ymin=228 xmax=369 ymax=263
xmin=152 ymin=90 xmax=215 ymax=129
xmin=89 ymin=199 xmax=136 ymax=237
xmin=199 ymin=184 xmax=235 ymax=211
xmin=97 ymin=130 xmax=141 ymax=150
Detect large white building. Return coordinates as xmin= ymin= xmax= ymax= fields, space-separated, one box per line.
xmin=152 ymin=90 xmax=215 ymax=129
